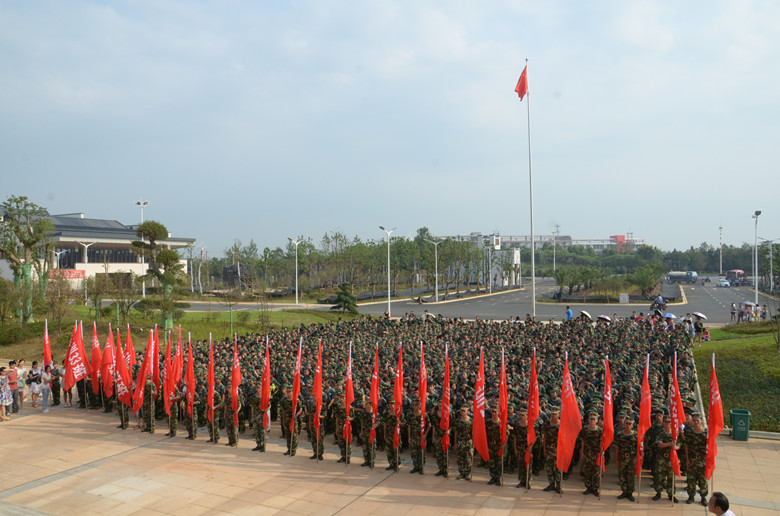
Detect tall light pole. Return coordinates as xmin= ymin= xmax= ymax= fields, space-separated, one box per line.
xmin=719 ymin=225 xmax=723 ymax=276
xmin=379 ymin=226 xmax=395 ymax=317
xmin=288 ymin=237 xmax=302 ymax=305
xmin=425 ymin=239 xmax=444 ymax=303
xmin=135 ymin=198 xmax=150 ymax=298
xmin=54 ymin=249 xmax=69 ymax=269
xmin=753 ymin=210 xmax=761 ymax=306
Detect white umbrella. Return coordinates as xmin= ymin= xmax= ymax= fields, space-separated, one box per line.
xmin=597 ymin=315 xmax=611 ymax=322
xmin=692 ymin=311 xmax=707 ymax=320
xmin=580 ymin=310 xmax=592 ymax=320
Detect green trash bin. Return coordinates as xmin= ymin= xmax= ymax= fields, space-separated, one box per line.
xmin=730 ymin=409 xmax=751 ymax=441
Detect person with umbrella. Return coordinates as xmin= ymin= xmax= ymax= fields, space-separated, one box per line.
xmin=692 ymin=312 xmax=707 ymax=347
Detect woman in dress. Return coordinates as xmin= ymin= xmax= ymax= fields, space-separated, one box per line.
xmin=28 ymin=361 xmax=42 ymax=408
xmin=0 ymin=367 xmax=13 ymax=421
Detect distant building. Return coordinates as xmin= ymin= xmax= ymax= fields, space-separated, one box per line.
xmin=0 ymin=212 xmax=194 ymax=283
xmin=440 ymin=232 xmax=644 ymax=254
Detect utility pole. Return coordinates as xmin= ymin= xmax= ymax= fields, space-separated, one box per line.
xmin=719 ymin=225 xmax=723 ymax=276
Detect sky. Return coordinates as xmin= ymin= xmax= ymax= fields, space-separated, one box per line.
xmin=2 ymin=0 xmax=779 ymax=256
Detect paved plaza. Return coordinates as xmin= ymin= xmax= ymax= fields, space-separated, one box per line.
xmin=1 ymin=406 xmax=779 ymax=515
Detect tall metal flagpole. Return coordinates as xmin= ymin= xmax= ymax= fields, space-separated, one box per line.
xmin=525 ymin=58 xmax=536 ymax=318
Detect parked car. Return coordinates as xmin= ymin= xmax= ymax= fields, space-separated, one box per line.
xmin=716 ymin=279 xmax=730 ymax=287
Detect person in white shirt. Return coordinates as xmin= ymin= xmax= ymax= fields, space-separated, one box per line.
xmin=40 ymin=365 xmax=52 ymax=413
xmin=708 ymin=492 xmax=736 ymax=516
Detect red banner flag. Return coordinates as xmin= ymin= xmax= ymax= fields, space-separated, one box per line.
xmin=557 ymin=352 xmax=582 ymax=472
xmin=440 ymin=343 xmax=451 ymax=453
xmin=499 ymin=347 xmax=508 ymax=457
xmin=419 ymin=341 xmax=428 ymax=450
xmin=207 ymin=333 xmax=215 ymax=424
xmin=124 ymin=325 xmax=135 ymax=371
xmin=599 ymin=356 xmax=614 ymax=471
xmin=63 ymin=320 xmax=91 ymax=392
xmin=369 ymin=343 xmax=379 ymax=445
xmin=670 ymin=352 xmax=685 ymax=477
xmin=260 ymin=336 xmax=271 ymax=431
xmin=43 ymin=319 xmax=52 ymax=369
xmin=132 ymin=330 xmax=153 ymax=415
xmin=114 ymin=330 xmax=133 ymax=407
xmin=152 ymin=325 xmax=160 ymax=393
xmin=173 ymin=327 xmax=183 ymax=386
xmin=185 ymin=335 xmax=196 ymax=418
xmin=526 ymin=347 xmax=540 ymax=467
xmin=393 ymin=343 xmax=404 ymax=450
xmin=163 ymin=332 xmax=173 ymax=417
xmin=636 ymin=354 xmax=652 ymax=477
xmin=100 ymin=323 xmax=115 ymax=399
xmin=90 ymin=321 xmax=102 ymax=394
xmin=291 ymin=337 xmax=303 ymax=434
xmin=313 ymin=339 xmax=323 ymax=442
xmin=705 ymin=353 xmax=724 ymax=480
xmin=231 ymin=333 xmax=241 ymax=427
xmin=472 ymin=348 xmax=489 ymax=462
xmin=344 ymin=342 xmax=355 ymax=443
xmin=515 ymin=64 xmax=529 ymax=100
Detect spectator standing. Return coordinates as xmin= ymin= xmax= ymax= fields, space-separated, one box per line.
xmin=565 ymin=306 xmax=573 ymax=321
xmin=0 ymin=367 xmax=12 ymax=420
xmin=16 ymin=359 xmax=27 ymax=411
xmin=28 ymin=361 xmax=42 ymax=408
xmin=40 ymin=365 xmax=52 ymax=413
xmin=7 ymin=360 xmax=19 ymax=414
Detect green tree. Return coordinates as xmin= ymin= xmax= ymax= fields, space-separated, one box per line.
xmin=331 ymin=283 xmax=358 ymax=314
xmin=629 ymin=264 xmax=665 ymax=299
xmin=132 ymin=220 xmax=184 ymax=330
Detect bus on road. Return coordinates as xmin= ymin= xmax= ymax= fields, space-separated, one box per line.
xmin=725 ymin=269 xmax=746 ymax=286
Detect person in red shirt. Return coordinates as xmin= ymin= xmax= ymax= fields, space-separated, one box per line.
xmin=7 ymin=361 xmax=19 ymax=414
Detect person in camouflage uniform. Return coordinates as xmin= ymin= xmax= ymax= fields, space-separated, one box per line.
xmin=646 ymin=407 xmax=664 ymax=487
xmin=331 ymin=393 xmax=352 ymax=463
xmin=542 ymin=408 xmax=561 ymax=492
xmin=283 ymin=388 xmax=302 ymax=456
xmin=166 ymin=385 xmax=181 ymax=437
xmin=207 ymin=389 xmax=223 ymax=444
xmin=652 ymin=415 xmax=681 ymax=502
xmin=224 ymin=381 xmax=241 ymax=447
xmin=278 ymin=385 xmax=291 ymax=442
xmin=453 ymin=405 xmax=473 ymax=480
xmin=485 ymin=408 xmax=507 ymax=486
xmin=185 ymin=389 xmax=199 ymax=440
xmin=514 ymin=409 xmax=530 ymax=488
xmin=249 ymin=385 xmax=267 ymax=451
xmin=504 ymin=405 xmax=518 ymax=475
xmin=382 ymin=406 xmax=401 ymax=470
xmin=142 ymin=379 xmax=157 ymax=434
xmin=408 ymin=399 xmax=429 ymax=474
xmin=358 ymin=400 xmax=376 ymax=467
xmin=305 ymin=398 xmax=324 ymax=459
xmin=579 ymin=411 xmax=602 ymax=496
xmin=432 ymin=405 xmax=449 ymax=477
xmin=51 ymin=362 xmax=61 ymax=406
xmin=615 ymin=413 xmax=637 ymax=501
xmin=196 ymin=381 xmax=207 ymax=428
xmin=117 ymin=398 xmax=129 ymax=430
xmin=684 ymin=412 xmax=708 ymax=505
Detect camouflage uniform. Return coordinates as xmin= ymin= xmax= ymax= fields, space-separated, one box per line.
xmin=249 ymin=396 xmax=266 ymax=451
xmin=186 ymin=392 xmax=199 ymax=439
xmin=305 ymin=401 xmax=323 ymax=459
xmin=358 ymin=409 xmax=375 ymax=467
xmin=333 ymin=400 xmax=351 ymax=463
xmin=580 ymin=426 xmax=602 ymax=493
xmin=118 ymin=401 xmax=129 ymax=429
xmin=167 ymin=387 xmax=180 ymax=437
xmin=486 ymin=419 xmax=507 ymax=484
xmin=653 ymin=429 xmax=680 ymax=497
xmin=432 ymin=420 xmax=448 ymax=476
xmin=615 ymin=429 xmax=637 ymax=496
xmin=514 ymin=424 xmax=530 ymax=487
xmin=382 ymin=410 xmax=401 ymax=469
xmin=453 ymin=416 xmax=473 ymax=479
xmin=143 ymin=380 xmax=157 ymax=434
xmin=51 ymin=368 xmax=61 ymax=406
xmin=224 ymin=389 xmax=241 ymax=447
xmin=408 ymin=412 xmax=429 ymax=472
xmin=285 ymin=396 xmax=302 ymax=456
xmin=684 ymin=426 xmax=708 ymax=502
xmin=207 ymin=391 xmax=222 ymax=443
xmin=279 ymin=395 xmax=291 ymax=441
xmin=542 ymin=420 xmax=560 ymax=489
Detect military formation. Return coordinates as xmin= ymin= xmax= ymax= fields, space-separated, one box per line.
xmin=72 ymin=313 xmax=714 ymax=504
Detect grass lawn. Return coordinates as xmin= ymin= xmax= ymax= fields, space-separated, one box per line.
xmin=694 ymin=328 xmax=780 ymax=432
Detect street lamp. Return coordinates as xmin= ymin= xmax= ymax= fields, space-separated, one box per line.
xmin=135 ymin=198 xmax=150 ymax=298
xmin=719 ymin=225 xmax=723 ymax=276
xmin=753 ymin=210 xmax=761 ymax=306
xmin=54 ymin=249 xmax=70 ymax=269
xmin=425 ymin=238 xmax=444 ymax=303
xmin=379 ymin=226 xmax=396 ymax=317
xmin=288 ymin=237 xmax=302 ymax=305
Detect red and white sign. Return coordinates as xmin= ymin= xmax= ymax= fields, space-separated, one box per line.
xmin=50 ymin=269 xmax=86 ymax=279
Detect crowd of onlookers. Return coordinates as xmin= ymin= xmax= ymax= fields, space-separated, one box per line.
xmin=0 ymin=359 xmax=55 ymax=421
xmin=730 ymin=302 xmax=769 ymax=323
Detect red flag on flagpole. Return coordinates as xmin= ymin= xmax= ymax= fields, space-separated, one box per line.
xmin=313 ymin=339 xmax=323 ymax=443
xmin=670 ymin=352 xmax=685 ymax=477
xmin=557 ymin=352 xmax=582 ymax=472
xmin=599 ymin=356 xmax=614 ymax=471
xmin=163 ymin=333 xmax=173 ymax=416
xmin=636 ymin=354 xmax=652 ymax=477
xmin=100 ymin=323 xmax=116 ymax=399
xmin=185 ymin=334 xmax=196 ymax=418
xmin=260 ymin=335 xmax=271 ymax=432
xmin=124 ymin=325 xmax=135 ymax=371
xmin=499 ymin=347 xmax=508 ymax=457
xmin=440 ymin=343 xmax=451 ymax=453
xmin=344 ymin=342 xmax=355 ymax=444
xmin=291 ymin=337 xmax=303 ymax=434
xmin=152 ymin=325 xmax=160 ymax=393
xmin=705 ymin=353 xmax=724 ymax=480
xmin=526 ymin=347 xmax=540 ymax=468
xmin=131 ymin=330 xmax=153 ymax=415
xmin=369 ymin=343 xmax=379 ymax=445
xmin=393 ymin=343 xmax=404 ymax=450
xmin=114 ymin=330 xmax=132 ymax=407
xmin=173 ymin=326 xmax=183 ymax=386
xmin=515 ymin=64 xmax=529 ymax=100
xmin=43 ymin=319 xmax=52 ymax=369
xmin=207 ymin=333 xmax=215 ymax=424
xmin=231 ymin=333 xmax=241 ymax=427
xmin=419 ymin=341 xmax=428 ymax=450
xmin=63 ymin=320 xmax=90 ymax=392
xmin=472 ymin=348 xmax=489 ymax=462
xmin=90 ymin=321 xmax=102 ymax=394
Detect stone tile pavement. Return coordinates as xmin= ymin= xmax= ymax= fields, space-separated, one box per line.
xmin=1 ymin=406 xmax=778 ymax=515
